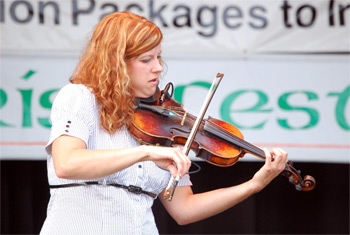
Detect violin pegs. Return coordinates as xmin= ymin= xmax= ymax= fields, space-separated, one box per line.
xmin=288 ymin=176 xmax=294 ymax=184
xmin=295 ymin=184 xmax=302 ymax=191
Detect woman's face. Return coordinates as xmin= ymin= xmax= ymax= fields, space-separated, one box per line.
xmin=128 ymin=44 xmax=163 ymax=98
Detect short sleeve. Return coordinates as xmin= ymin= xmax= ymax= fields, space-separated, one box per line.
xmin=45 ymin=84 xmax=95 ymax=155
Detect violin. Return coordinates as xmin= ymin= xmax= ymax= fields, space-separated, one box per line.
xmin=129 ymin=80 xmax=316 ymax=197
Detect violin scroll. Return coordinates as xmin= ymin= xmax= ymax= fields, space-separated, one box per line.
xmin=282 ymin=161 xmax=316 ymax=191
xmin=302 ymin=175 xmax=316 ymax=191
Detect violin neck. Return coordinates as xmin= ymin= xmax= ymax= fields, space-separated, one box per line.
xmin=204 ymin=121 xmax=266 ymax=160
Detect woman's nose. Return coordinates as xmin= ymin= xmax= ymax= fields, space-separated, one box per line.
xmin=152 ymin=60 xmax=163 ymax=73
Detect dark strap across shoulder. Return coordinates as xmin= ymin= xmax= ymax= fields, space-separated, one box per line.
xmin=49 ymin=181 xmax=157 ymax=198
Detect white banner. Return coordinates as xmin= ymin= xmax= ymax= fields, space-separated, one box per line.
xmin=1 ymin=0 xmax=349 ymax=54
xmin=1 ymin=53 xmax=349 ymax=162
xmin=0 ymin=0 xmax=349 ymax=162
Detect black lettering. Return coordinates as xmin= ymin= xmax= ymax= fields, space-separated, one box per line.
xmin=281 ymin=0 xmax=292 ymax=28
xmin=339 ymin=3 xmax=350 ymax=26
xmin=223 ymin=6 xmax=242 ymax=29
xmin=149 ymin=0 xmax=168 ymax=27
xmin=329 ymin=0 xmax=335 ymax=26
xmin=100 ymin=3 xmax=118 ymax=20
xmin=0 ymin=0 xmax=4 ymax=22
xmin=249 ymin=6 xmax=267 ymax=28
xmin=296 ymin=5 xmax=316 ymax=27
xmin=173 ymin=5 xmax=191 ymax=27
xmin=39 ymin=1 xmax=60 ymax=24
xmin=10 ymin=0 xmax=33 ymax=23
xmin=72 ymin=0 xmax=95 ymax=25
xmin=197 ymin=6 xmax=217 ymax=37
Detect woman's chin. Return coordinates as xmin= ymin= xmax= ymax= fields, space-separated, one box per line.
xmin=137 ymin=90 xmax=156 ymax=99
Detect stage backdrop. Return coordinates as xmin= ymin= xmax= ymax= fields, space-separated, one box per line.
xmin=1 ymin=0 xmax=349 ymax=163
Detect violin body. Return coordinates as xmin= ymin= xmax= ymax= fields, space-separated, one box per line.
xmin=131 ymin=98 xmax=245 ymax=167
xmin=130 ymin=84 xmax=316 ymax=192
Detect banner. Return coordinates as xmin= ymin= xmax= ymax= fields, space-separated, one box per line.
xmin=1 ymin=0 xmax=349 ymax=54
xmin=0 ymin=0 xmax=349 ymax=162
xmin=1 ymin=53 xmax=349 ymax=162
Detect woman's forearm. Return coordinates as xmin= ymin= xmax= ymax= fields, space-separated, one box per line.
xmin=54 ymin=148 xmax=147 ymax=180
xmin=162 ymin=180 xmax=258 ymax=225
xmin=52 ymin=135 xmax=191 ymax=180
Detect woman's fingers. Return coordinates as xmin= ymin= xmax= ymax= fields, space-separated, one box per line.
xmin=263 ymin=148 xmax=272 ymax=165
xmin=171 ymin=147 xmax=191 ymax=178
xmin=147 ymin=146 xmax=191 ymax=178
xmin=251 ymin=147 xmax=289 ymax=192
xmin=266 ymin=147 xmax=288 ymax=173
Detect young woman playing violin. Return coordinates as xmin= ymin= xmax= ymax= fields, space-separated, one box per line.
xmin=40 ymin=11 xmax=288 ymax=235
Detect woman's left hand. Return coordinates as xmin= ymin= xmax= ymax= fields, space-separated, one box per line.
xmin=250 ymin=148 xmax=289 ymax=193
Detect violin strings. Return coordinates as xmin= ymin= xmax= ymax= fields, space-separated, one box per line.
xmin=205 ymin=120 xmax=299 ymax=176
xmin=168 ymin=106 xmax=265 ymax=157
xmin=166 ymin=107 xmax=305 ymax=186
xmin=205 ymin=120 xmax=265 ymax=158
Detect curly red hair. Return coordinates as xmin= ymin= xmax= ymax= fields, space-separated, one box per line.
xmin=70 ymin=12 xmax=163 ymax=134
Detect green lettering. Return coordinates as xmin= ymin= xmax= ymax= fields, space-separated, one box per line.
xmin=328 ymin=86 xmax=350 ymax=130
xmin=277 ymin=91 xmax=319 ymax=130
xmin=22 ymin=70 xmax=36 ymax=80
xmin=220 ymin=90 xmax=272 ymax=129
xmin=174 ymin=81 xmax=211 ymax=103
xmin=38 ymin=89 xmax=58 ymax=128
xmin=18 ymin=89 xmax=33 ymax=127
xmin=0 ymin=89 xmax=15 ymax=127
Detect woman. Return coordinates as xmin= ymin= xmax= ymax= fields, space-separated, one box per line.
xmin=40 ymin=11 xmax=288 ymax=235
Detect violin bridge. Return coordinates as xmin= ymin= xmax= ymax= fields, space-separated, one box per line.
xmin=181 ymin=108 xmax=188 ymax=126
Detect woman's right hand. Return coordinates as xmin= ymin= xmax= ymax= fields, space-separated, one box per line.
xmin=142 ymin=145 xmax=192 ymax=179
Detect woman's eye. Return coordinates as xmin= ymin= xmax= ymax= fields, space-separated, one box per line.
xmin=141 ymin=58 xmax=151 ymax=63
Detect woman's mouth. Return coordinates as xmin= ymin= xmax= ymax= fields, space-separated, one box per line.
xmin=149 ymin=78 xmax=158 ymax=84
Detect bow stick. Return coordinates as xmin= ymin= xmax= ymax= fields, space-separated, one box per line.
xmin=163 ymin=73 xmax=224 ymax=201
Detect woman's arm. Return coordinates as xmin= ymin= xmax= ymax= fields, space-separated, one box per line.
xmin=52 ymin=135 xmax=191 ymax=180
xmin=160 ymin=148 xmax=288 ymax=225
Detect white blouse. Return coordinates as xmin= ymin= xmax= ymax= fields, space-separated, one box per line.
xmin=40 ymin=84 xmax=192 ymax=235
